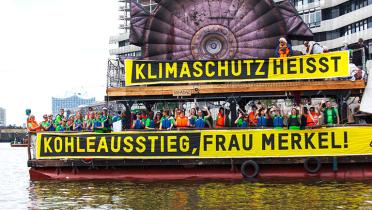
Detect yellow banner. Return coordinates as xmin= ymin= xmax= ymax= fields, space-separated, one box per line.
xmin=125 ymin=51 xmax=350 ymax=86
xmin=36 ymin=127 xmax=372 ymax=159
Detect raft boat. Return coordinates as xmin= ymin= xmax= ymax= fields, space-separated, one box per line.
xmin=28 ymin=0 xmax=372 ymax=180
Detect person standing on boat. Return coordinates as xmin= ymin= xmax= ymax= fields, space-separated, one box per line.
xmin=112 ymin=111 xmax=122 ymax=123
xmin=84 ymin=112 xmax=94 ymax=131
xmin=160 ymin=110 xmax=174 ymax=130
xmin=66 ymin=115 xmax=74 ymax=131
xmin=132 ymin=112 xmax=144 ymax=129
xmin=308 ymin=106 xmax=321 ymax=126
xmin=101 ymin=107 xmax=112 ymax=133
xmin=266 ymin=108 xmax=274 ymax=128
xmin=216 ymin=107 xmax=227 ymax=128
xmin=272 ymin=108 xmax=284 ymax=130
xmin=48 ymin=114 xmax=56 ymax=131
xmin=92 ymin=112 xmax=104 ymax=133
xmin=55 ymin=108 xmax=65 ymax=125
xmin=275 ymin=37 xmax=293 ymax=58
xmin=234 ymin=111 xmax=248 ymax=128
xmin=300 ymin=107 xmax=310 ymax=130
xmin=73 ymin=112 xmax=84 ymax=131
xmin=140 ymin=110 xmax=147 ymax=122
xmin=195 ymin=108 xmax=212 ymax=129
xmin=303 ymin=41 xmax=324 ymax=54
xmin=85 ymin=107 xmax=93 ymax=121
xmin=121 ymin=111 xmax=131 ymax=130
xmin=175 ymin=110 xmax=189 ymax=128
xmin=321 ymin=101 xmax=340 ymax=125
xmin=56 ymin=118 xmax=67 ymax=132
xmin=27 ymin=115 xmax=41 ymax=132
xmin=145 ymin=111 xmax=155 ymax=129
xmin=287 ymin=108 xmax=301 ymax=130
xmin=154 ymin=112 xmax=162 ymax=129
xmin=188 ymin=108 xmax=197 ymax=128
xmin=40 ymin=114 xmax=51 ymax=131
xmin=203 ymin=107 xmax=214 ymax=128
xmin=303 ymin=106 xmax=320 ymax=127
xmin=27 ymin=115 xmax=41 ymax=158
xmin=248 ymin=105 xmax=258 ymax=127
xmin=257 ymin=108 xmax=267 ymax=127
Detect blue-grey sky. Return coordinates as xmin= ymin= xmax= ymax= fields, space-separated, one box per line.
xmin=0 ymin=0 xmax=118 ymax=125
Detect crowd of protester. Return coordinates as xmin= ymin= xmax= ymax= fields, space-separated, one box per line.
xmin=26 ymin=100 xmax=342 ymax=133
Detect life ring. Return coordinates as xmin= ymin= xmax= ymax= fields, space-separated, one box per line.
xmin=241 ymin=160 xmax=260 ymax=178
xmin=304 ymin=157 xmax=321 ymax=173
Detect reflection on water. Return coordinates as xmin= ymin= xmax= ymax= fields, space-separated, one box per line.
xmin=0 ymin=143 xmax=372 ymax=209
xmin=28 ymin=180 xmax=372 ymax=210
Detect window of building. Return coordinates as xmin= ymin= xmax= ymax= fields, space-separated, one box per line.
xmin=321 ymin=0 xmax=372 ymax=21
xmin=314 ymin=18 xmax=372 ymax=42
xmin=299 ymin=9 xmax=321 ymax=28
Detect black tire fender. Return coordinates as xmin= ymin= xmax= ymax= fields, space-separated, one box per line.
xmin=241 ymin=160 xmax=260 ymax=178
xmin=304 ymin=157 xmax=321 ymax=173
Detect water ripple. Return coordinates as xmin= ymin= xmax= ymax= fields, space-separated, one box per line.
xmin=0 ymin=143 xmax=371 ymax=210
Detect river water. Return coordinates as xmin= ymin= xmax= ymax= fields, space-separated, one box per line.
xmin=1 ymin=143 xmax=372 ymax=210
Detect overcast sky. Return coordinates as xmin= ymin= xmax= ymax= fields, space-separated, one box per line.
xmin=0 ymin=0 xmax=119 ymax=125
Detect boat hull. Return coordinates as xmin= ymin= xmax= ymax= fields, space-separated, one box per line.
xmin=29 ymin=163 xmax=372 ymax=181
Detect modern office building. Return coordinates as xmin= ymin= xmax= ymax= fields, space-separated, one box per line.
xmin=289 ymin=0 xmax=372 ymax=60
xmin=0 ymin=107 xmax=6 ymax=126
xmin=109 ymin=0 xmax=157 ymax=59
xmin=52 ymin=94 xmax=96 ymax=116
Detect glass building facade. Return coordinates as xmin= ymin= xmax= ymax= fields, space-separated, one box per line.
xmin=52 ymin=95 xmax=96 ymax=116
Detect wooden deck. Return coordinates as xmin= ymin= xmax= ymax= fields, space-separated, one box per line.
xmin=107 ymin=80 xmax=365 ymax=97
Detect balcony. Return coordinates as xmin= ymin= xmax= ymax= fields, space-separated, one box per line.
xmin=109 ymin=45 xmax=141 ymax=55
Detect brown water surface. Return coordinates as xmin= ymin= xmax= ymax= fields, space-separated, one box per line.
xmin=1 ymin=143 xmax=371 ymax=209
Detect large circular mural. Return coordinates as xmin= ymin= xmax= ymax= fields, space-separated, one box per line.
xmin=130 ymin=0 xmax=313 ymax=60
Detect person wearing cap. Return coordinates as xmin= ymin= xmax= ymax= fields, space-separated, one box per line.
xmin=41 ymin=114 xmax=51 ymax=131
xmin=275 ymin=37 xmax=293 ymax=58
